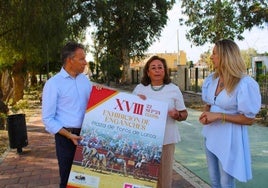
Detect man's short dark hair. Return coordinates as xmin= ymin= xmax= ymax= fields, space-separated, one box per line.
xmin=61 ymin=42 xmax=85 ymax=64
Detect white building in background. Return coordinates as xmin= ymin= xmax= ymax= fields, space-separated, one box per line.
xmin=251 ymin=56 xmax=268 ymax=79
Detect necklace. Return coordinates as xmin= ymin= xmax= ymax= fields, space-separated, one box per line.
xmin=151 ymin=84 xmax=165 ymax=91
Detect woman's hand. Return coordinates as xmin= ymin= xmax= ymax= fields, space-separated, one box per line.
xmin=199 ymin=104 xmax=211 ymax=124
xmin=199 ymin=112 xmax=208 ymax=124
xmin=200 ymin=112 xmax=255 ymax=126
xmin=168 ymin=109 xmax=188 ymax=121
xmin=168 ymin=109 xmax=178 ymax=119
xmin=137 ymin=94 xmax=146 ymax=100
xmin=199 ymin=112 xmax=222 ymax=125
xmin=95 ymin=84 xmax=103 ymax=90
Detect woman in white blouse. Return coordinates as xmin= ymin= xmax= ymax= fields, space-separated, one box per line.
xmin=133 ymin=55 xmax=188 ymax=188
xmin=199 ymin=39 xmax=261 ymax=188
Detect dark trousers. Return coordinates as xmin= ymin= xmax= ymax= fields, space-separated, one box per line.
xmin=55 ymin=133 xmax=76 ymax=188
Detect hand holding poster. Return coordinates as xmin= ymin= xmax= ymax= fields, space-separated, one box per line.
xmin=67 ymin=86 xmax=168 ymax=188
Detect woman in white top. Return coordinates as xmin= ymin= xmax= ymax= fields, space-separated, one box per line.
xmin=133 ymin=55 xmax=188 ymax=188
xmin=199 ymin=39 xmax=261 ymax=188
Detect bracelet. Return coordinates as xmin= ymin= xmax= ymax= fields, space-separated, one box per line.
xmin=222 ymin=113 xmax=226 ymax=124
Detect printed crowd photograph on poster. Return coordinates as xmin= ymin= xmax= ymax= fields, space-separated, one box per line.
xmin=67 ymin=85 xmax=168 ymax=188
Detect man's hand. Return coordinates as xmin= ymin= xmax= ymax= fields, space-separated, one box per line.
xmin=59 ymin=128 xmax=83 ymax=145
xmin=67 ymin=133 xmax=83 ymax=145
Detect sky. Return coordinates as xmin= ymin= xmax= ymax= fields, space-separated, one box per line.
xmin=86 ymin=2 xmax=268 ymax=63
xmin=147 ymin=2 xmax=268 ymax=63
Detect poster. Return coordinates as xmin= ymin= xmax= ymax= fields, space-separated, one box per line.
xmin=67 ymin=86 xmax=168 ymax=188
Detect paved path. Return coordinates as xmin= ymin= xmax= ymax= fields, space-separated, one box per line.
xmin=0 ymin=115 xmax=59 ymax=188
xmin=0 ymin=112 xmax=208 ymax=188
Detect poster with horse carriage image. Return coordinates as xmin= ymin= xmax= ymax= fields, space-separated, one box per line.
xmin=67 ymin=85 xmax=168 ymax=188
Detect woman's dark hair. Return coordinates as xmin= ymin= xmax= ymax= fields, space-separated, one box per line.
xmin=141 ymin=55 xmax=171 ymax=86
xmin=61 ymin=42 xmax=85 ymax=65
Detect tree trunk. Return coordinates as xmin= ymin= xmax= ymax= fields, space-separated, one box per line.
xmin=11 ymin=60 xmax=26 ymax=105
xmin=121 ymin=48 xmax=130 ymax=84
xmin=30 ymin=72 xmax=37 ymax=87
xmin=0 ymin=87 xmax=9 ymax=130
xmin=1 ymin=70 xmax=13 ymax=103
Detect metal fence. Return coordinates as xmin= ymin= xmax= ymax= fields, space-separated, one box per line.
xmin=185 ymin=68 xmax=210 ymax=93
xmin=129 ymin=67 xmax=267 ymax=106
xmin=185 ymin=67 xmax=268 ymax=106
xmin=259 ymin=80 xmax=268 ymax=107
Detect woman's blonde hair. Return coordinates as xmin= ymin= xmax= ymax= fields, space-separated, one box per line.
xmin=213 ymin=39 xmax=247 ymax=93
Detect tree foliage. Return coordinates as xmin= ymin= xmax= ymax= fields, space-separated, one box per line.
xmin=180 ymin=0 xmax=268 ymax=46
xmin=198 ymin=48 xmax=258 ymax=72
xmin=0 ymin=0 xmax=90 ymax=72
xmin=240 ymin=48 xmax=257 ymax=68
xmin=0 ymin=0 xmax=90 ymax=104
xmin=83 ymin=0 xmax=175 ymax=83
